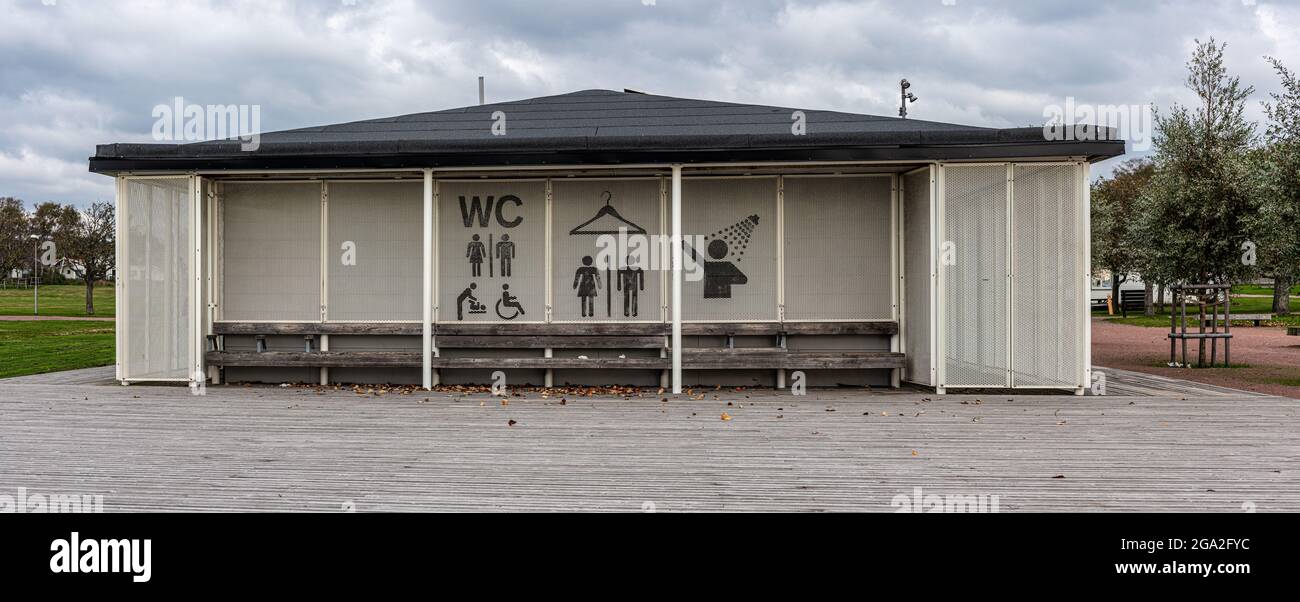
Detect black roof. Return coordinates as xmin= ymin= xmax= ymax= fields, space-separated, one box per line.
xmin=90 ymin=89 xmax=1123 ymax=173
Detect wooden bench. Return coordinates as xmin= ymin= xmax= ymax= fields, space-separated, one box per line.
xmin=206 ymin=321 xmax=904 ymax=374
xmin=1207 ymin=313 xmax=1274 ymax=326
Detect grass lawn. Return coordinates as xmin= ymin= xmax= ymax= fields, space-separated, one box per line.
xmin=1093 ymin=295 xmax=1300 ymax=328
xmin=0 ymin=320 xmax=116 ymax=379
xmin=0 ymin=283 xmax=114 ymax=317
xmin=1232 ymin=284 xmax=1300 ymax=296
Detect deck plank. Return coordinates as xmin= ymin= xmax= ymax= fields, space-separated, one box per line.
xmin=0 ymin=370 xmax=1296 ymax=512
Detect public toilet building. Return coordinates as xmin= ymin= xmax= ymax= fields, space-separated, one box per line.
xmin=90 ymin=90 xmax=1123 ymax=394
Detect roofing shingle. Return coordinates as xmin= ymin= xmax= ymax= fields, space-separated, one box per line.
xmin=90 ymin=89 xmax=1124 ymax=172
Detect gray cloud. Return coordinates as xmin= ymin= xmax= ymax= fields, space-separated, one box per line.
xmin=0 ymin=0 xmax=1296 ymax=205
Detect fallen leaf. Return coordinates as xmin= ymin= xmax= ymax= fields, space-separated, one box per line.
xmin=507 ymin=420 xmax=517 ymax=427
xmin=721 ymin=412 xmax=732 ymax=421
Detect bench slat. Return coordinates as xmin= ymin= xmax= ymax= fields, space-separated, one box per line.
xmin=214 ymin=322 xmax=421 ymax=336
xmin=207 ymin=351 xmax=667 ymax=370
xmin=207 ymin=350 xmax=905 ymax=370
xmin=680 ymin=350 xmax=906 ymax=370
xmin=437 ymin=323 xmax=669 ymax=336
xmin=214 ymin=321 xmax=899 ymax=337
xmin=437 ymin=336 xmax=664 ymax=349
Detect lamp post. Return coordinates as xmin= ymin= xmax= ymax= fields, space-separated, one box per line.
xmin=29 ymin=234 xmax=40 ymax=315
xmin=898 ymin=79 xmax=918 ymax=119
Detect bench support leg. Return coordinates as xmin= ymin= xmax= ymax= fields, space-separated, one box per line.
xmin=776 ymin=334 xmax=786 ymax=389
xmin=431 ymin=337 xmax=440 ymax=387
xmin=319 ymin=334 xmax=329 ymax=386
xmin=660 ymin=347 xmax=669 ymax=389
xmin=889 ymin=332 xmax=901 ymax=388
xmin=544 ymin=347 xmax=554 ymax=388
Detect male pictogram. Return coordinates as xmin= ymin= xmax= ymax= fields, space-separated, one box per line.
xmin=617 ymin=255 xmax=645 ymax=317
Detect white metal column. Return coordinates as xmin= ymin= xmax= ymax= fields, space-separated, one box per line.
xmin=115 ymin=176 xmax=127 ymax=383
xmin=1080 ymin=162 xmax=1091 ymax=395
xmin=423 ymin=169 xmax=434 ymax=390
xmin=890 ymin=173 xmax=902 ymax=388
xmin=934 ymin=164 xmax=946 ymax=395
xmin=205 ymin=182 xmax=219 ymax=384
xmin=319 ymin=181 xmax=329 ymax=386
xmin=671 ymin=164 xmax=683 ymax=394
xmin=544 ymin=178 xmax=554 ymax=387
xmin=928 ymin=165 xmax=939 ymax=389
xmin=776 ymin=175 xmax=786 ymax=389
xmin=191 ymin=175 xmax=204 ymax=388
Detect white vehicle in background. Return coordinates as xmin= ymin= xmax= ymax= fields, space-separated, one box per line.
xmin=1090 ymin=272 xmax=1171 ymax=309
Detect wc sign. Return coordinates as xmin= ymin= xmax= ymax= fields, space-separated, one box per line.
xmin=459 ymin=195 xmax=523 ymax=228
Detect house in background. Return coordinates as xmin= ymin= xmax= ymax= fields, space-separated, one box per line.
xmin=90 ymin=89 xmax=1122 ymax=394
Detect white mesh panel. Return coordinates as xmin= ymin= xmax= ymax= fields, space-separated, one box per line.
xmin=438 ymin=181 xmax=546 ymax=323
xmin=942 ymin=165 xmax=1008 ymax=387
xmin=903 ymin=169 xmax=932 ymax=385
xmin=327 ymin=182 xmax=422 ymax=321
xmin=1012 ymin=164 xmax=1082 ymax=387
xmin=682 ymin=178 xmax=777 ymax=321
xmin=783 ymin=176 xmax=893 ymax=320
xmin=551 ymin=179 xmax=663 ymax=322
xmin=125 ymin=178 xmax=192 ymax=380
xmin=221 ymin=183 xmax=322 ymax=320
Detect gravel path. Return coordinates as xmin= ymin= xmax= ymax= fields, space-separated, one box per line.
xmin=1093 ymin=318 xmax=1300 ymax=399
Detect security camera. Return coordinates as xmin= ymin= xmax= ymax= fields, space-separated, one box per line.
xmin=900 ymin=79 xmax=911 ymax=90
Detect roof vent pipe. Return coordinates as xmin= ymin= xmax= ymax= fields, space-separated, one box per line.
xmin=478 ymin=76 xmax=485 ymax=105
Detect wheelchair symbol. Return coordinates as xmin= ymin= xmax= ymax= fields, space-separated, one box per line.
xmin=495 ymin=284 xmax=526 ymax=320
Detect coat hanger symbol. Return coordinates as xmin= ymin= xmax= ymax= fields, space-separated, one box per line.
xmin=569 ymin=190 xmax=647 ymax=236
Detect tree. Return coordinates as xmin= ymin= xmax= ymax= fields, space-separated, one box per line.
xmin=1255 ymin=57 xmax=1300 ymax=316
xmin=1139 ymin=39 xmax=1259 ymax=303
xmin=55 ymin=203 xmax=116 ymax=315
xmin=0 ymin=198 xmax=29 ymax=279
xmin=28 ymin=201 xmax=80 ymax=287
xmin=1091 ymin=158 xmax=1154 ymax=315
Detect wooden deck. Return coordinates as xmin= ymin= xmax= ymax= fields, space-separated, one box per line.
xmin=0 ymin=368 xmax=1296 ymax=512
xmin=1093 ymin=366 xmax=1272 ymax=397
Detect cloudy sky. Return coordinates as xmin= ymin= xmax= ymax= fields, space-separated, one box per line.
xmin=1 ymin=0 xmax=1297 ymax=206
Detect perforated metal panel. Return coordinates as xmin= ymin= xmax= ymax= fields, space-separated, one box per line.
xmin=682 ymin=177 xmax=777 ymax=321
xmin=783 ymin=176 xmax=892 ymax=320
xmin=942 ymin=165 xmax=1008 ymax=387
xmin=327 ymin=182 xmax=422 ymax=321
xmin=551 ymin=179 xmax=663 ymax=322
xmin=438 ymin=180 xmax=546 ymax=323
xmin=1011 ymin=164 xmax=1083 ymax=387
xmin=902 ymin=169 xmax=932 ymax=385
xmin=124 ymin=177 xmax=193 ymax=380
xmin=221 ymin=183 xmax=322 ymax=320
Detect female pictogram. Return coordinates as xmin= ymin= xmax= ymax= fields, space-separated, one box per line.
xmin=573 ymin=255 xmax=602 ymax=318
